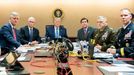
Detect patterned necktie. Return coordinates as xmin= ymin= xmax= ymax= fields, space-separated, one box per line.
xmin=84 ymin=28 xmax=87 ymax=34
xmin=12 ymin=28 xmax=16 ymax=40
xmin=29 ymin=28 xmax=33 ymax=42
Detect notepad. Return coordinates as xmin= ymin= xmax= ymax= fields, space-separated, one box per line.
xmin=0 ymin=67 xmax=7 ymax=75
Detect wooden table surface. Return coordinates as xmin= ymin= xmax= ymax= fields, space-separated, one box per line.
xmin=20 ymin=54 xmax=106 ymax=75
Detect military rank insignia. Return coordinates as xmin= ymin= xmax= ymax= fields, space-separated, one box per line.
xmin=124 ymin=30 xmax=132 ymax=40
xmin=102 ymin=31 xmax=108 ymax=40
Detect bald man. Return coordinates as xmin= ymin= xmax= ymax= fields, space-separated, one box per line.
xmin=91 ymin=16 xmax=114 ymax=52
xmin=0 ymin=12 xmax=21 ymax=51
xmin=107 ymin=8 xmax=134 ymax=57
xmin=20 ymin=17 xmax=41 ymax=45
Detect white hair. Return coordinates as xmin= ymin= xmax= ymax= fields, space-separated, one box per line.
xmin=10 ymin=12 xmax=19 ymax=18
xmin=28 ymin=16 xmax=36 ymax=21
xmin=97 ymin=16 xmax=107 ymax=21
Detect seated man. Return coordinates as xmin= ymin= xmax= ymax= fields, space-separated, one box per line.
xmin=91 ymin=16 xmax=114 ymax=52
xmin=45 ymin=18 xmax=68 ymax=41
xmin=0 ymin=12 xmax=21 ymax=51
xmin=20 ymin=17 xmax=41 ymax=45
xmin=77 ymin=17 xmax=95 ymax=41
xmin=107 ymin=8 xmax=134 ymax=57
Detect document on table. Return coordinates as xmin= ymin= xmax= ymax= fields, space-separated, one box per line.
xmin=98 ymin=66 xmax=134 ymax=75
xmin=16 ymin=46 xmax=36 ymax=53
xmin=118 ymin=72 xmax=134 ymax=75
xmin=93 ymin=52 xmax=113 ymax=59
xmin=112 ymin=60 xmax=134 ymax=67
xmin=0 ymin=67 xmax=7 ymax=75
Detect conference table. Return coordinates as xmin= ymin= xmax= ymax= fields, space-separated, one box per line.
xmin=6 ymin=43 xmax=134 ymax=75
xmin=20 ymin=53 xmax=105 ymax=75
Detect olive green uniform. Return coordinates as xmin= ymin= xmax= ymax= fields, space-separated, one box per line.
xmin=91 ymin=26 xmax=114 ymax=51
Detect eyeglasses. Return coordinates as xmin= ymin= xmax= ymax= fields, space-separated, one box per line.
xmin=29 ymin=21 xmax=35 ymax=23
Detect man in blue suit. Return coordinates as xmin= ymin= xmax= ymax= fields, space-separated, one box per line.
xmin=0 ymin=12 xmax=21 ymax=51
xmin=20 ymin=17 xmax=41 ymax=45
xmin=45 ymin=18 xmax=68 ymax=41
xmin=107 ymin=8 xmax=134 ymax=57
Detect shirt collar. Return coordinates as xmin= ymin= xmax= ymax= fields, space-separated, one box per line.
xmin=9 ymin=21 xmax=14 ymax=28
xmin=123 ymin=21 xmax=131 ymax=29
xmin=83 ymin=27 xmax=88 ymax=31
xmin=54 ymin=26 xmax=59 ymax=29
xmin=28 ymin=26 xmax=33 ymax=30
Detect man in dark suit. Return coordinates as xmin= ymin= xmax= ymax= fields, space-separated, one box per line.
xmin=107 ymin=8 xmax=134 ymax=57
xmin=45 ymin=18 xmax=68 ymax=41
xmin=20 ymin=17 xmax=41 ymax=45
xmin=0 ymin=12 xmax=21 ymax=51
xmin=77 ymin=17 xmax=95 ymax=41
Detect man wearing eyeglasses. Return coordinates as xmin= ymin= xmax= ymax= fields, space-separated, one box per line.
xmin=20 ymin=17 xmax=41 ymax=45
xmin=0 ymin=12 xmax=21 ymax=51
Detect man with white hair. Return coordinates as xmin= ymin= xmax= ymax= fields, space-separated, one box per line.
xmin=45 ymin=18 xmax=68 ymax=41
xmin=91 ymin=16 xmax=114 ymax=52
xmin=0 ymin=12 xmax=21 ymax=51
xmin=20 ymin=17 xmax=41 ymax=45
xmin=107 ymin=8 xmax=134 ymax=57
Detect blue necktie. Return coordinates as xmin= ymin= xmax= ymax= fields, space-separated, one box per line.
xmin=55 ymin=27 xmax=59 ymax=38
xmin=29 ymin=28 xmax=33 ymax=42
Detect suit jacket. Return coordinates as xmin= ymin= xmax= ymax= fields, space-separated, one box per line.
xmin=45 ymin=25 xmax=68 ymax=41
xmin=114 ymin=22 xmax=134 ymax=57
xmin=0 ymin=23 xmax=21 ymax=50
xmin=77 ymin=26 xmax=95 ymax=41
xmin=20 ymin=26 xmax=41 ymax=44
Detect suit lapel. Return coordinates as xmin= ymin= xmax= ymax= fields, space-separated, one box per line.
xmin=8 ymin=23 xmax=14 ymax=37
xmin=26 ymin=26 xmax=30 ymax=38
xmin=52 ymin=26 xmax=55 ymax=37
xmin=32 ymin=28 xmax=35 ymax=40
xmin=59 ymin=26 xmax=62 ymax=37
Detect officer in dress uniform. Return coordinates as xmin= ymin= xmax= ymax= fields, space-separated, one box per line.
xmin=107 ymin=8 xmax=134 ymax=57
xmin=90 ymin=16 xmax=114 ymax=52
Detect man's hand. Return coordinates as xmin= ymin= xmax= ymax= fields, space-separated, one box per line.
xmin=95 ymin=44 xmax=102 ymax=50
xmin=107 ymin=48 xmax=116 ymax=54
xmin=31 ymin=41 xmax=38 ymax=45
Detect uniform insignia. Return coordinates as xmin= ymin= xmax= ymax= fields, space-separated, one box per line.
xmin=126 ymin=43 xmax=129 ymax=47
xmin=124 ymin=30 xmax=132 ymax=40
xmin=102 ymin=31 xmax=108 ymax=40
xmin=95 ymin=33 xmax=98 ymax=38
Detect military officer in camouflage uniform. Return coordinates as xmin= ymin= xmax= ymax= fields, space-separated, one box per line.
xmin=107 ymin=8 xmax=134 ymax=57
xmin=90 ymin=16 xmax=114 ymax=52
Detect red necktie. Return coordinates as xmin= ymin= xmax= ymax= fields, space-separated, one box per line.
xmin=12 ymin=28 xmax=16 ymax=40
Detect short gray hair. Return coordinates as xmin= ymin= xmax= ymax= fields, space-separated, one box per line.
xmin=97 ymin=16 xmax=107 ymax=21
xmin=28 ymin=16 xmax=36 ymax=21
xmin=10 ymin=12 xmax=19 ymax=18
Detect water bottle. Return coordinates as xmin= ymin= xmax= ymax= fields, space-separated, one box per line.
xmin=83 ymin=45 xmax=88 ymax=54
